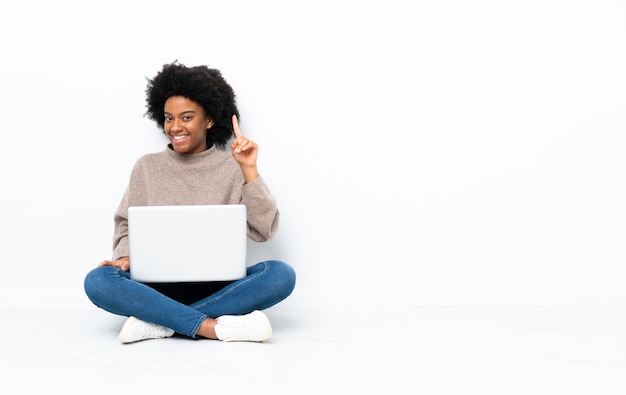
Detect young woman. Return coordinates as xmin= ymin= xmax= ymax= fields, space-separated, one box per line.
xmin=84 ymin=62 xmax=296 ymax=343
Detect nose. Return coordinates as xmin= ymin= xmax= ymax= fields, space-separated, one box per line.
xmin=169 ymin=118 xmax=182 ymax=133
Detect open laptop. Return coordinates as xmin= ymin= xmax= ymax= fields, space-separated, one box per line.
xmin=127 ymin=204 xmax=248 ymax=283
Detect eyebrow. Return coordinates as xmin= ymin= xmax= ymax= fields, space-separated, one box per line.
xmin=164 ymin=110 xmax=196 ymax=116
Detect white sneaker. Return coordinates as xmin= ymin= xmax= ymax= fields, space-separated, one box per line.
xmin=214 ymin=310 xmax=272 ymax=342
xmin=118 ymin=316 xmax=175 ymax=344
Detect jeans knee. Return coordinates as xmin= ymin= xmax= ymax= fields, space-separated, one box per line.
xmin=268 ymin=260 xmax=296 ymax=297
xmin=83 ymin=266 xmax=118 ymax=305
xmin=84 ymin=268 xmax=102 ymax=302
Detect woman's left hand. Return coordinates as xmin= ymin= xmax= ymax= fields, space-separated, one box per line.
xmin=231 ymin=115 xmax=260 ymax=182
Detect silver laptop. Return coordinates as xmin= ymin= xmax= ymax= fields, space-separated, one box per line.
xmin=127 ymin=204 xmax=247 ymax=282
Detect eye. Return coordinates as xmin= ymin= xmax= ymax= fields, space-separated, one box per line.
xmin=164 ymin=115 xmax=173 ymax=122
xmin=183 ymin=115 xmax=193 ymax=121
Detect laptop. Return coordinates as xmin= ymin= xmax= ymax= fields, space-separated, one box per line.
xmin=127 ymin=204 xmax=248 ymax=283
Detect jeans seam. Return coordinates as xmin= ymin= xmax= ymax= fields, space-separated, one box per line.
xmin=190 ymin=313 xmax=208 ymax=338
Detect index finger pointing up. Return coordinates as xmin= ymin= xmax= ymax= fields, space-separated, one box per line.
xmin=232 ymin=115 xmax=242 ymax=139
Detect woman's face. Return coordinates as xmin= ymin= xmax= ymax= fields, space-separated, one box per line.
xmin=164 ymin=96 xmax=214 ymax=154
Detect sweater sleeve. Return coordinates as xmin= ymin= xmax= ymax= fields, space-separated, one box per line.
xmin=241 ymin=176 xmax=280 ymax=242
xmin=111 ymin=187 xmax=130 ymax=260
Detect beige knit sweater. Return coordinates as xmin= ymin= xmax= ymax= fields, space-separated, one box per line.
xmin=111 ymin=145 xmax=279 ymax=261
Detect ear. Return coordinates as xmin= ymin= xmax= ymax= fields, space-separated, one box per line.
xmin=206 ymin=117 xmax=214 ymax=129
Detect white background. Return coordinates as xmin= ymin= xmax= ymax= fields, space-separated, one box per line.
xmin=0 ymin=0 xmax=624 ymax=309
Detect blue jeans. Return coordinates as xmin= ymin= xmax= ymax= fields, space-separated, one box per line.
xmin=84 ymin=260 xmax=296 ymax=338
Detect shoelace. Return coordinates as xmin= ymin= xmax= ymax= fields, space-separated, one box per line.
xmin=141 ymin=322 xmax=171 ymax=338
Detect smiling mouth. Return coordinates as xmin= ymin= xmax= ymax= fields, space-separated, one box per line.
xmin=172 ymin=135 xmax=188 ymax=142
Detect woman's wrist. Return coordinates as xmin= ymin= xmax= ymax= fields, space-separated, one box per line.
xmin=241 ymin=165 xmax=259 ymax=184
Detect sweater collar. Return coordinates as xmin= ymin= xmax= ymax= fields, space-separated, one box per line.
xmin=165 ymin=143 xmax=218 ymax=164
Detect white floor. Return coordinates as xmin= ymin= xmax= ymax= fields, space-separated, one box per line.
xmin=1 ymin=302 xmax=625 ymax=395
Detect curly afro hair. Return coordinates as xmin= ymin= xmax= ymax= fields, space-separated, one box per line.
xmin=145 ymin=61 xmax=239 ymax=150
